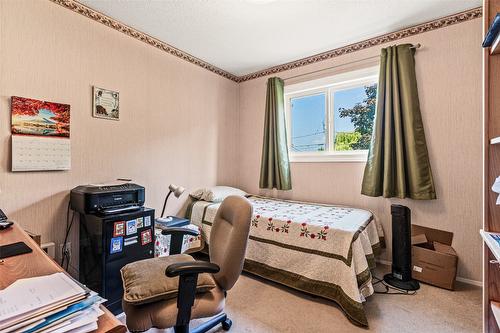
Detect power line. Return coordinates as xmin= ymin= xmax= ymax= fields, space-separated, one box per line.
xmin=291 ymin=143 xmax=325 ymax=152
xmin=293 ymin=144 xmax=325 ymax=148
xmin=292 ymin=130 xmax=325 ymax=140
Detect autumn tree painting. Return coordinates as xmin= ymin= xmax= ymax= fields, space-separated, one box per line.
xmin=11 ymin=96 xmax=70 ymax=138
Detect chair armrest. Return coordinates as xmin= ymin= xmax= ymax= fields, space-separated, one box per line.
xmin=160 ymin=227 xmax=199 ymax=237
xmin=159 ymin=227 xmax=200 ymax=255
xmin=165 ymin=260 xmax=220 ymax=277
xmin=166 ymin=260 xmax=220 ymax=328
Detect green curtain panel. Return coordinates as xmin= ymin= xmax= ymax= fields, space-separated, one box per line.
xmin=361 ymin=44 xmax=436 ymax=199
xmin=259 ymin=77 xmax=292 ymax=190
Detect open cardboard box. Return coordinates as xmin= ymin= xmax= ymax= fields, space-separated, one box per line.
xmin=411 ymin=224 xmax=458 ymax=290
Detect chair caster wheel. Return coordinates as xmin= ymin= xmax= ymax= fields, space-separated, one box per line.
xmin=222 ymin=318 xmax=232 ymax=331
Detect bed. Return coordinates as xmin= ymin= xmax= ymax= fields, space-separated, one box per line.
xmin=186 ymin=195 xmax=383 ymax=327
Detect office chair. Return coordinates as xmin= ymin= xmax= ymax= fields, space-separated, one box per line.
xmin=121 ymin=195 xmax=253 ymax=333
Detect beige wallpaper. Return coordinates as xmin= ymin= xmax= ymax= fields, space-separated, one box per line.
xmin=0 ymin=0 xmax=483 ymax=283
xmin=0 ymin=0 xmax=239 ymax=266
xmin=237 ymin=19 xmax=483 ymax=282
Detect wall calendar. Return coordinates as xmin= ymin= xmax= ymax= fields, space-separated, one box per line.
xmin=11 ymin=96 xmax=71 ymax=172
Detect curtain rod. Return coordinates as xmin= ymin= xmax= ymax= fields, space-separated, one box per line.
xmin=281 ymin=43 xmax=421 ymax=82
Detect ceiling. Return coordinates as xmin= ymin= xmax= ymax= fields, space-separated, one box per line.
xmin=79 ymin=0 xmax=481 ymax=76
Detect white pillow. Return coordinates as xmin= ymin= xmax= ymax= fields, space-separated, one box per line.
xmin=190 ymin=186 xmax=246 ymax=202
xmin=190 ymin=188 xmax=206 ymax=200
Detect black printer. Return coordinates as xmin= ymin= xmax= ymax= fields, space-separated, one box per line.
xmin=70 ymin=183 xmax=145 ymax=215
xmin=70 ymin=182 xmax=154 ymax=314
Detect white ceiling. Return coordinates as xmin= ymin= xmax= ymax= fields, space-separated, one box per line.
xmin=79 ymin=0 xmax=481 ymax=76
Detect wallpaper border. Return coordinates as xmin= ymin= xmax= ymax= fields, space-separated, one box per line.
xmin=236 ymin=6 xmax=483 ymax=82
xmin=50 ymin=1 xmax=481 ymax=83
xmin=49 ymin=0 xmax=239 ymax=81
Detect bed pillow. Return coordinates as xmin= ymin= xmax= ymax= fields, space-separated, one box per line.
xmin=190 ymin=188 xmax=207 ymax=200
xmin=121 ymin=254 xmax=217 ymax=305
xmin=190 ymin=186 xmax=246 ymax=202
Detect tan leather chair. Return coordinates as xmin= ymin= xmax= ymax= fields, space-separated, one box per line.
xmin=122 ymin=195 xmax=253 ymax=333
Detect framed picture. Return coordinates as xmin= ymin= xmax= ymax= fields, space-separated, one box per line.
xmin=12 ymin=96 xmax=70 ymax=137
xmin=93 ymin=86 xmax=119 ymax=120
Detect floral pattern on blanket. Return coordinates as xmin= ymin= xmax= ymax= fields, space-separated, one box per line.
xmin=188 ymin=195 xmax=383 ymax=327
xmin=251 ymin=197 xmax=355 ymax=227
xmin=247 ymin=197 xmax=370 ymax=251
xmin=195 ymin=196 xmax=374 ymax=262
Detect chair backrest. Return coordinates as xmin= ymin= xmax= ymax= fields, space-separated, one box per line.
xmin=209 ymin=195 xmax=253 ymax=291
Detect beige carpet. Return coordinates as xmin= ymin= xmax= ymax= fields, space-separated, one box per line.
xmin=123 ymin=265 xmax=482 ymax=333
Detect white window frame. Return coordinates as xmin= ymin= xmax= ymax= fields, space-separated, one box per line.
xmin=285 ymin=66 xmax=378 ymax=163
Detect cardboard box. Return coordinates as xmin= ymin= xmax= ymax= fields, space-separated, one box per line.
xmin=411 ymin=233 xmax=428 ymax=245
xmin=25 ymin=229 xmax=41 ymax=246
xmin=411 ymin=224 xmax=458 ymax=290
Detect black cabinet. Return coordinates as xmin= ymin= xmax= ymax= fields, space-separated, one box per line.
xmin=79 ymin=208 xmax=155 ymax=314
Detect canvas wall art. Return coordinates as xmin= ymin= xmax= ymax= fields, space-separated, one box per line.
xmin=11 ymin=96 xmax=71 ymax=172
xmin=11 ymin=96 xmax=70 ymax=137
xmin=93 ymin=86 xmax=119 ymax=120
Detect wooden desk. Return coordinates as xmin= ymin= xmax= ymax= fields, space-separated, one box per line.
xmin=0 ymin=222 xmax=126 ymax=333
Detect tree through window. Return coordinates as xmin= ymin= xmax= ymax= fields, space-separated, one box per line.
xmin=335 ymin=84 xmax=377 ymax=151
xmin=285 ymin=67 xmax=378 ymax=162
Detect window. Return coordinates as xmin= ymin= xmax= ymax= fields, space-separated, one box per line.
xmin=290 ymin=93 xmax=326 ymax=152
xmin=285 ymin=67 xmax=378 ymax=162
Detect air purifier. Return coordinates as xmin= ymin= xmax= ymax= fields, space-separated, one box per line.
xmin=383 ymin=204 xmax=420 ymax=291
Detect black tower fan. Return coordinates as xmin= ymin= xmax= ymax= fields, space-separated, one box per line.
xmin=383 ymin=204 xmax=420 ymax=291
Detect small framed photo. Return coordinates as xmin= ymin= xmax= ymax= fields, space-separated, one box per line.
xmin=93 ymin=86 xmax=119 ymax=120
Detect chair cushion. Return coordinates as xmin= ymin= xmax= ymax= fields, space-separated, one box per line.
xmin=123 ymin=286 xmax=225 ymax=332
xmin=121 ymin=254 xmax=217 ymax=305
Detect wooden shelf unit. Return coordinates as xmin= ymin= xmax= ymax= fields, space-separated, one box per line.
xmin=484 ymin=1 xmax=500 ymax=332
xmin=492 ymin=42 xmax=500 ymax=55
xmin=492 ymin=301 xmax=500 ymax=329
xmin=481 ymin=230 xmax=500 ymax=262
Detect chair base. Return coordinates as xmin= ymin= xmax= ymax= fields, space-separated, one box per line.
xmin=174 ymin=312 xmax=231 ymax=333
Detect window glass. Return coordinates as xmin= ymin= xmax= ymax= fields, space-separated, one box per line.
xmin=284 ymin=67 xmax=378 ymax=162
xmin=333 ymin=84 xmax=377 ymax=151
xmin=290 ymin=93 xmax=326 ymax=152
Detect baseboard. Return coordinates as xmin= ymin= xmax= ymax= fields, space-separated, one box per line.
xmin=375 ymin=259 xmax=483 ymax=287
xmin=376 ymin=259 xmax=392 ymax=266
xmin=455 ymin=276 xmax=483 ymax=287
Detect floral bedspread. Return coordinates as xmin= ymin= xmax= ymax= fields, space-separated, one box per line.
xmin=188 ymin=195 xmax=383 ymax=327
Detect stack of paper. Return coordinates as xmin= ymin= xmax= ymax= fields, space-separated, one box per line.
xmin=0 ymin=273 xmax=106 ymax=333
xmin=492 ymin=176 xmax=500 ymax=205
xmin=480 ymin=229 xmax=500 ymax=262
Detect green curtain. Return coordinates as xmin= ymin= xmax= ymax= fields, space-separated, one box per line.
xmin=259 ymin=77 xmax=292 ymax=190
xmin=361 ymin=44 xmax=436 ymax=199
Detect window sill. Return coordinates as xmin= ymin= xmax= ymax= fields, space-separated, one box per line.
xmin=289 ymin=151 xmax=368 ymax=163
